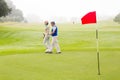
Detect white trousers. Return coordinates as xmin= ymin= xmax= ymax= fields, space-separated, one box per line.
xmin=43 ymin=35 xmax=50 ymax=49
xmin=50 ymin=36 xmax=61 ymax=52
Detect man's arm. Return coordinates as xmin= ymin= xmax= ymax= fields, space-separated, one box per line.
xmin=51 ymin=27 xmax=56 ymax=35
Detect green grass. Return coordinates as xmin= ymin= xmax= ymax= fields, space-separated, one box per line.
xmin=0 ymin=21 xmax=120 ymax=80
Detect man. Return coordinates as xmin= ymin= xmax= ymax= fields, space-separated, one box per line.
xmin=49 ymin=21 xmax=61 ymax=54
xmin=43 ymin=21 xmax=51 ymax=53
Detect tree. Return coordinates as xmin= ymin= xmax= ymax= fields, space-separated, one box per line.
xmin=114 ymin=13 xmax=120 ymax=23
xmin=0 ymin=0 xmax=11 ymax=17
xmin=0 ymin=0 xmax=24 ymax=22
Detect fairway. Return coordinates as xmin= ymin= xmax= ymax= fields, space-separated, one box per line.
xmin=0 ymin=22 xmax=120 ymax=80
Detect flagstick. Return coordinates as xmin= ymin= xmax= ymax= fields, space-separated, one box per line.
xmin=96 ymin=27 xmax=101 ymax=75
xmin=81 ymin=11 xmax=100 ymax=75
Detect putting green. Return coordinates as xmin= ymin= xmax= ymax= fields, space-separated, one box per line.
xmin=0 ymin=21 xmax=120 ymax=80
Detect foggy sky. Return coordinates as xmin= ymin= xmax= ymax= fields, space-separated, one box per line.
xmin=11 ymin=0 xmax=120 ymax=22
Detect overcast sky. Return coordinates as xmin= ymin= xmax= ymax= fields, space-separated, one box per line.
xmin=11 ymin=0 xmax=120 ymax=21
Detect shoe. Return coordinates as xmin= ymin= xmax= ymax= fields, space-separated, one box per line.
xmin=45 ymin=49 xmax=50 ymax=53
xmin=57 ymin=52 xmax=61 ymax=54
xmin=45 ymin=51 xmax=49 ymax=53
xmin=48 ymin=51 xmax=53 ymax=54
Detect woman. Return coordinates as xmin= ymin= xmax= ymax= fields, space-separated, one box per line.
xmin=43 ymin=21 xmax=51 ymax=53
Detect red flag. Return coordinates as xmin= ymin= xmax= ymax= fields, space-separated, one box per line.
xmin=81 ymin=11 xmax=97 ymax=24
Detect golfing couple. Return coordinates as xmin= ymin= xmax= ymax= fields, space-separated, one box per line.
xmin=43 ymin=21 xmax=61 ymax=54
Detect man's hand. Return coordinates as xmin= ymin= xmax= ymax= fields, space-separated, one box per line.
xmin=43 ymin=33 xmax=45 ymax=39
xmin=50 ymin=32 xmax=53 ymax=35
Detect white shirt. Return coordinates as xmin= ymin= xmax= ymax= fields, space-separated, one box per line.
xmin=45 ymin=26 xmax=50 ymax=35
xmin=52 ymin=26 xmax=57 ymax=33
